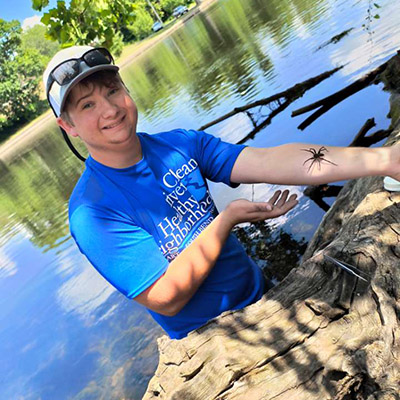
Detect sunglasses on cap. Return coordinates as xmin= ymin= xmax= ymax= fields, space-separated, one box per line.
xmin=46 ymin=47 xmax=114 ymax=94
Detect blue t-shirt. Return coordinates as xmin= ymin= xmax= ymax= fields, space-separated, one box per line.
xmin=69 ymin=129 xmax=265 ymax=339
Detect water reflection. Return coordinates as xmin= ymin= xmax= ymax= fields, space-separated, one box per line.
xmin=1 ymin=0 xmax=400 ymax=398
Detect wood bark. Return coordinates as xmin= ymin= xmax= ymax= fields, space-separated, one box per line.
xmin=143 ymin=58 xmax=400 ymax=400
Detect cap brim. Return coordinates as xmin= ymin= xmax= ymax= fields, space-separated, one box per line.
xmin=59 ymin=64 xmax=119 ymax=113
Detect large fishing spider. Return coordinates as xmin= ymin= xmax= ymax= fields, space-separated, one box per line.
xmin=301 ymin=146 xmax=338 ymax=172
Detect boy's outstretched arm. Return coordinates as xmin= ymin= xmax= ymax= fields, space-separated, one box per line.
xmin=134 ymin=190 xmax=298 ymax=316
xmin=230 ymin=143 xmax=400 ymax=185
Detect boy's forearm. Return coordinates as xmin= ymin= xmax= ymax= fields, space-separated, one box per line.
xmin=166 ymin=211 xmax=233 ymax=308
xmin=148 ymin=211 xmax=235 ymax=316
xmin=232 ymin=144 xmax=393 ymax=185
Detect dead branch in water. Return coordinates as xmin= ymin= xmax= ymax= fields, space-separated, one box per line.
xmin=292 ymin=61 xmax=390 ymax=130
xmin=315 ymin=28 xmax=354 ymax=52
xmin=349 ymin=117 xmax=393 ymax=147
xmin=199 ymin=66 xmax=343 ymax=133
xmin=303 ymin=184 xmax=343 ymax=211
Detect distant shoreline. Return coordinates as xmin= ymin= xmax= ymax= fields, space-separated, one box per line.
xmin=0 ymin=0 xmax=219 ymax=163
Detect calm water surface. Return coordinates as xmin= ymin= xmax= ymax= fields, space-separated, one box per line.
xmin=1 ymin=0 xmax=400 ymax=398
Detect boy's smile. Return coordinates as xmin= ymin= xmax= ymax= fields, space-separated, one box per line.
xmin=57 ymin=80 xmax=141 ymax=167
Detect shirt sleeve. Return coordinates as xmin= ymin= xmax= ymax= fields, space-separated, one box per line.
xmin=182 ymin=129 xmax=246 ymax=187
xmin=70 ymin=204 xmax=169 ymax=299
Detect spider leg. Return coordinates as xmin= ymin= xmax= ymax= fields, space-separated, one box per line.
xmin=303 ymin=156 xmax=314 ymax=166
xmin=301 ymin=149 xmax=313 ymax=155
xmin=302 ymin=148 xmax=317 ymax=155
xmin=321 ymin=158 xmax=338 ymax=167
xmin=303 ymin=157 xmax=317 ymax=172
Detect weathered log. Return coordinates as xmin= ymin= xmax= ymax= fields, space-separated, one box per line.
xmin=143 ymin=58 xmax=400 ymax=400
xmin=144 ymin=167 xmax=400 ymax=399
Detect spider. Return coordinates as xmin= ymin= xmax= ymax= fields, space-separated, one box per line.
xmin=301 ymin=146 xmax=338 ymax=172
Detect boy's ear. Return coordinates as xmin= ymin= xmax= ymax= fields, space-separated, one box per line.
xmin=56 ymin=116 xmax=79 ymax=138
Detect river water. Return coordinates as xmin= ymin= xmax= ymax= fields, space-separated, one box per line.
xmin=1 ymin=0 xmax=400 ymax=398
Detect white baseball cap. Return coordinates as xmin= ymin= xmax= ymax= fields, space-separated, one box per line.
xmin=43 ymin=46 xmax=119 ymax=116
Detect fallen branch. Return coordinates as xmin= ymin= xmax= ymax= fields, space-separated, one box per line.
xmin=349 ymin=117 xmax=376 ymax=146
xmin=144 ymin=129 xmax=400 ymax=400
xmin=199 ymin=66 xmax=343 ymax=132
xmin=236 ymin=100 xmax=289 ymax=144
xmin=349 ymin=117 xmax=393 ymax=147
xmin=292 ymin=60 xmax=391 ymax=130
xmin=303 ymin=184 xmax=343 ymax=212
xmin=315 ymin=28 xmax=354 ymax=52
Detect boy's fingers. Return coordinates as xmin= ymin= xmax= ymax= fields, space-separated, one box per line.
xmin=282 ymin=199 xmax=298 ymax=213
xmin=251 ymin=192 xmax=298 ymax=219
xmin=275 ymin=189 xmax=290 ymax=207
xmin=270 ymin=198 xmax=298 ymax=217
xmin=268 ymin=190 xmax=281 ymax=205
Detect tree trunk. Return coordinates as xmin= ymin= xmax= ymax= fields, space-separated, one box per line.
xmin=142 ymin=58 xmax=400 ymax=400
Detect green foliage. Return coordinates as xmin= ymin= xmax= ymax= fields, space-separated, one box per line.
xmin=0 ymin=19 xmax=47 ymax=134
xmin=20 ymin=24 xmax=60 ymax=60
xmin=0 ymin=19 xmax=21 ymax=65
xmin=31 ymin=0 xmax=49 ymax=10
xmin=159 ymin=0 xmax=184 ymax=16
xmin=31 ymin=0 xmax=138 ymax=56
xmin=126 ymin=2 xmax=154 ymax=41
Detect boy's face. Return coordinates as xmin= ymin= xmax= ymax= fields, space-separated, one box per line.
xmin=56 ymin=79 xmax=138 ymax=157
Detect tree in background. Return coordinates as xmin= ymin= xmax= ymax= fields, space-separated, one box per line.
xmin=160 ymin=0 xmax=187 ymax=16
xmin=123 ymin=1 xmax=155 ymax=41
xmin=31 ymin=0 xmax=138 ymax=56
xmin=0 ymin=19 xmax=46 ymax=136
xmin=20 ymin=24 xmax=60 ymax=60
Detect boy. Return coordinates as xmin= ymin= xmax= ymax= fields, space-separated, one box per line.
xmin=44 ymin=46 xmax=400 ymax=339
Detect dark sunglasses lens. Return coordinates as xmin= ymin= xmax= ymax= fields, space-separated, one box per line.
xmin=83 ymin=49 xmax=112 ymax=66
xmin=52 ymin=60 xmax=80 ymax=85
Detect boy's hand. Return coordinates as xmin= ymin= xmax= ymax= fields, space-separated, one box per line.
xmin=223 ymin=189 xmax=298 ymax=227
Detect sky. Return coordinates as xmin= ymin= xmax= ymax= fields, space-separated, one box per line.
xmin=0 ymin=0 xmax=58 ymax=28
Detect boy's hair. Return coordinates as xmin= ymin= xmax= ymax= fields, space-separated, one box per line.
xmin=61 ymin=70 xmax=124 ymax=125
